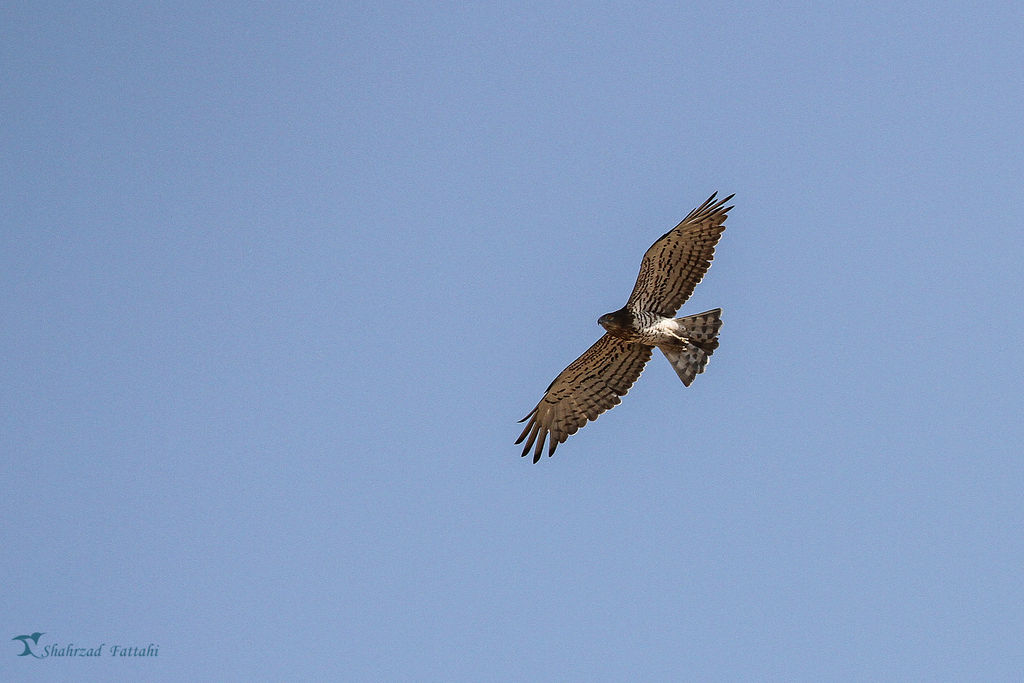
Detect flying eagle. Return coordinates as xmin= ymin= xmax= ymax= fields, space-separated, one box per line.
xmin=516 ymin=192 xmax=733 ymax=462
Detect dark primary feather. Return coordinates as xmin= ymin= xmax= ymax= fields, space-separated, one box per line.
xmin=515 ymin=334 xmax=652 ymax=462
xmin=625 ymin=192 xmax=733 ymax=317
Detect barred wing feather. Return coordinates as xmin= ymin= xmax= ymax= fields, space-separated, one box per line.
xmin=516 ymin=334 xmax=652 ymax=462
xmin=625 ymin=192 xmax=733 ymax=318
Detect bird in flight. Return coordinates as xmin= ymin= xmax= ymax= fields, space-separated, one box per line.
xmin=516 ymin=192 xmax=733 ymax=462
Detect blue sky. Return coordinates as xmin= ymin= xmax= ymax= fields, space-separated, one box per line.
xmin=3 ymin=2 xmax=1023 ymax=680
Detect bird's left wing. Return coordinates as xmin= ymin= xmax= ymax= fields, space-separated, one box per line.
xmin=625 ymin=192 xmax=733 ymax=317
xmin=516 ymin=334 xmax=652 ymax=462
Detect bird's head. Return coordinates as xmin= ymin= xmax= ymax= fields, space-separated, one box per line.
xmin=598 ymin=308 xmax=632 ymax=333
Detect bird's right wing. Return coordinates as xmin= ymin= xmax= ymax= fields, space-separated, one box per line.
xmin=516 ymin=334 xmax=652 ymax=462
xmin=625 ymin=192 xmax=733 ymax=317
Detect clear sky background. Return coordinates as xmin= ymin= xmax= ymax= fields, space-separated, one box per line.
xmin=3 ymin=2 xmax=1023 ymax=680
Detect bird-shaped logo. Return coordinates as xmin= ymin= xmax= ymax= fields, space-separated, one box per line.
xmin=12 ymin=632 xmax=45 ymax=658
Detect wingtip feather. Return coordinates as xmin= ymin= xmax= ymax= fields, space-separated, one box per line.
xmin=517 ymin=407 xmax=538 ymax=424
xmin=532 ymin=429 xmax=547 ymax=463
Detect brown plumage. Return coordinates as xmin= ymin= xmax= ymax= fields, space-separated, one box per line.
xmin=626 ymin=193 xmax=731 ymax=317
xmin=516 ymin=193 xmax=733 ymax=462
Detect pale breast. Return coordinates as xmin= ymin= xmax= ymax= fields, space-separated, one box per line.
xmin=633 ymin=314 xmax=687 ymax=346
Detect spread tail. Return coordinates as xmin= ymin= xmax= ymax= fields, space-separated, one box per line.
xmin=659 ymin=308 xmax=721 ymax=386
